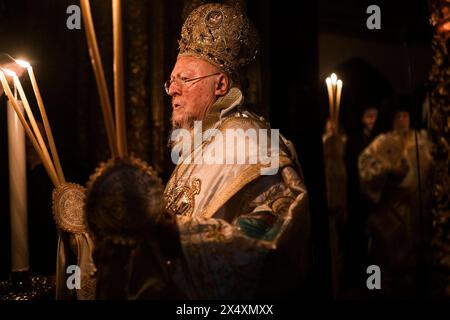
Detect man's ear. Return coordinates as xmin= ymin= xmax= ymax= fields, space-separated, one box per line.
xmin=214 ymin=74 xmax=229 ymax=96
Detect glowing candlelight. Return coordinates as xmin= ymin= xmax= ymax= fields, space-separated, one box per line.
xmin=0 ymin=69 xmax=29 ymax=272
xmin=331 ymin=73 xmax=337 ymax=111
xmin=325 ymin=73 xmax=343 ymax=133
xmin=331 ymin=73 xmax=337 ymax=84
xmin=336 ymin=79 xmax=343 ymax=126
xmin=1 ymin=69 xmax=60 ymax=274
xmin=331 ymin=73 xmax=337 ymax=122
xmin=2 ymin=68 xmax=16 ymax=78
xmin=11 ymin=73 xmax=60 ymax=186
xmin=15 ymin=58 xmax=66 ymax=183
xmin=325 ymin=77 xmax=334 ymax=120
xmin=0 ymin=71 xmax=59 ymax=185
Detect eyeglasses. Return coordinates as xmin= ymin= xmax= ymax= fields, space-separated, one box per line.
xmin=164 ymin=72 xmax=220 ymax=95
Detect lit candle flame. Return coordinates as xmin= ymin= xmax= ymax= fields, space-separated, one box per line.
xmin=325 ymin=77 xmax=334 ymax=121
xmin=1 ymin=68 xmax=17 ymax=77
xmin=331 ymin=73 xmax=337 ymax=84
xmin=15 ymin=59 xmax=31 ymax=68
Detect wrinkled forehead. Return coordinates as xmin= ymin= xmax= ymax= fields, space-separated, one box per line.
xmin=171 ymin=55 xmax=219 ymax=77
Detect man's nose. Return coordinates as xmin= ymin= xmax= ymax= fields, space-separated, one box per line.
xmin=168 ymin=81 xmax=181 ymax=96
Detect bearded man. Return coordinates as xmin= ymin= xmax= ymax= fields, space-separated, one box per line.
xmin=162 ymin=3 xmax=310 ymax=299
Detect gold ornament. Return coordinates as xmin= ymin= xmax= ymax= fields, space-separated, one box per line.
xmin=178 ymin=3 xmax=259 ymax=78
xmin=52 ymin=183 xmax=88 ymax=233
xmin=164 ymin=177 xmax=201 ymax=217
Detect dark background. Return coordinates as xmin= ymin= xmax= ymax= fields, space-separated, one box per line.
xmin=0 ymin=0 xmax=432 ymax=299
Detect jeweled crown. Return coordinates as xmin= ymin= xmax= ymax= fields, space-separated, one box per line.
xmin=178 ymin=3 xmax=259 ymax=78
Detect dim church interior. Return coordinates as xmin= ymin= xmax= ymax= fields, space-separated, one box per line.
xmin=0 ymin=0 xmax=446 ymax=300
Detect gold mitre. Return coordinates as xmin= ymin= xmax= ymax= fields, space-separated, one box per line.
xmin=178 ymin=3 xmax=259 ymax=78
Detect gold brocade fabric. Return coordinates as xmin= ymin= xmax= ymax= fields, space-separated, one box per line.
xmin=163 ymin=88 xmax=310 ymax=298
xmin=52 ymin=183 xmax=96 ymax=300
xmin=359 ymin=130 xmax=432 ymax=204
xmin=358 ymin=130 xmax=433 ymax=293
xmin=178 ymin=3 xmax=258 ymax=78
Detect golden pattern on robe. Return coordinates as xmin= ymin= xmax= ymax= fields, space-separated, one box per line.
xmin=52 ymin=183 xmax=88 ymax=233
xmin=358 ymin=129 xmax=433 ymax=288
xmin=164 ymin=87 xmax=310 ymax=298
xmin=52 ymin=183 xmax=96 ymax=300
xmin=359 ymin=130 xmax=433 ymax=204
xmin=165 ymin=177 xmax=201 ymax=217
xmin=178 ymin=3 xmax=258 ymax=78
